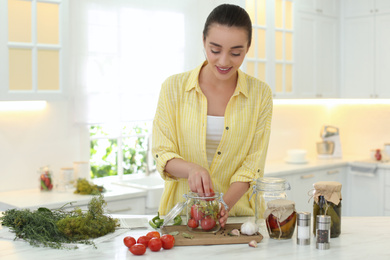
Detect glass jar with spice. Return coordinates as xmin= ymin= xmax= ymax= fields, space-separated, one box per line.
xmin=38 ymin=166 xmax=53 ymax=191
xmin=185 ymin=191 xmax=224 ymax=233
xmin=312 ymin=181 xmax=342 ymax=238
xmin=251 ymin=177 xmax=291 ymax=225
xmin=162 ymin=191 xmax=227 ymax=234
xmin=264 ymin=199 xmax=297 ymax=240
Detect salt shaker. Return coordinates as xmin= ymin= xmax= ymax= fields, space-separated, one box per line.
xmin=316 ymin=215 xmax=331 ymax=250
xmin=297 ymin=212 xmax=311 ymax=245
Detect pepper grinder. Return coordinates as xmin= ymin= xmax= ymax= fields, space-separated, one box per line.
xmin=316 ymin=215 xmax=331 ymax=250
xmin=297 ymin=212 xmax=311 ymax=245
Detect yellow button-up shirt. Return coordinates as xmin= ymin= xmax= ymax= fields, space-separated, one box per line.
xmin=152 ymin=62 xmax=273 ymax=216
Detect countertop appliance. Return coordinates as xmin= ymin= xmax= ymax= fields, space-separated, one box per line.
xmin=317 ymin=125 xmax=342 ymax=159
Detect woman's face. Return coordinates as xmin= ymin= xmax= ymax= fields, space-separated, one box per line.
xmin=203 ymin=24 xmax=249 ymax=81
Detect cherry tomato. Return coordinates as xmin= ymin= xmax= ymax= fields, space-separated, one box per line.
xmin=190 ymin=204 xmax=204 ymax=221
xmin=200 ymin=216 xmax=216 ymax=231
xmin=160 ymin=234 xmax=175 ymax=249
xmin=123 ymin=236 xmax=136 ymax=248
xmin=148 ymin=237 xmax=162 ymax=252
xmin=146 ymin=231 xmax=161 ymax=239
xmin=129 ymin=244 xmax=146 ymax=255
xmin=205 ymin=188 xmax=215 ymax=201
xmin=187 ymin=218 xmax=198 ymax=228
xmin=137 ymin=236 xmax=151 ymax=247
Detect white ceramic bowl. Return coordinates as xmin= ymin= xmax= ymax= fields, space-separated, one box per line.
xmin=286 ymin=149 xmax=307 ymax=163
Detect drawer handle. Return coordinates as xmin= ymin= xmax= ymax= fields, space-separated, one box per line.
xmin=107 ymin=207 xmax=132 ymax=213
xmin=300 ymin=174 xmax=315 ymax=179
xmin=350 ymin=171 xmax=376 ymax=178
xmin=327 ymin=170 xmax=339 ymax=175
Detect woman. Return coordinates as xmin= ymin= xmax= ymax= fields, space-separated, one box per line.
xmin=152 ymin=4 xmax=273 ymax=227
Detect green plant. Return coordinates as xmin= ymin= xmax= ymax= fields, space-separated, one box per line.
xmin=89 ymin=123 xmax=150 ymax=179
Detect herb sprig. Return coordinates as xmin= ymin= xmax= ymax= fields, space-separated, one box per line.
xmin=0 ymin=195 xmax=118 ymax=249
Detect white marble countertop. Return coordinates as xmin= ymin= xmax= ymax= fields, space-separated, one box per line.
xmin=0 ymin=184 xmax=147 ymax=211
xmin=0 ymin=216 xmax=389 ymax=260
xmin=264 ymin=155 xmax=390 ymax=176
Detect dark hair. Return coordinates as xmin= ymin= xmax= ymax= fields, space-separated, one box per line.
xmin=203 ymin=4 xmax=252 ymax=47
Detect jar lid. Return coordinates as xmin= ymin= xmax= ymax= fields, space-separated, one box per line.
xmin=264 ymin=199 xmax=296 ymax=222
xmin=313 ymin=181 xmax=342 ymax=205
xmin=316 ymin=215 xmax=331 ymax=224
xmin=297 ymin=212 xmax=311 ymax=220
xmin=255 ymin=177 xmax=291 ymax=192
xmin=162 ymin=201 xmax=187 ymax=227
xmin=267 ymin=199 xmax=295 ymax=209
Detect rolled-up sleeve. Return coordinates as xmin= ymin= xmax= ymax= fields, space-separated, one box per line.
xmin=152 ymin=79 xmax=183 ymax=181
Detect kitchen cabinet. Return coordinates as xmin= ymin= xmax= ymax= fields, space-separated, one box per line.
xmin=61 ymin=197 xmax=146 ymax=215
xmin=0 ymin=0 xmax=68 ymax=101
xmin=343 ymin=0 xmax=390 ymax=98
xmin=346 ymin=165 xmax=385 ymax=216
xmin=383 ymin=169 xmax=390 ymax=216
xmin=294 ymin=2 xmax=340 ymax=98
xmin=280 ymin=166 xmax=346 ymax=214
xmin=297 ymin=0 xmax=339 ymax=17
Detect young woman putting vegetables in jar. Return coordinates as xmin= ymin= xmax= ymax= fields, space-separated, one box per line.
xmin=152 ymin=4 xmax=272 ymax=228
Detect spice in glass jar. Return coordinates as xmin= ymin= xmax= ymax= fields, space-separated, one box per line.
xmin=316 ymin=215 xmax=331 ymax=250
xmin=264 ymin=199 xmax=296 ymax=240
xmin=312 ymin=181 xmax=342 ymax=238
xmin=186 ymin=191 xmax=222 ymax=233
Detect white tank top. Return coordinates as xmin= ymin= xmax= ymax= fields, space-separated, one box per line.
xmin=206 ymin=115 xmax=224 ymax=166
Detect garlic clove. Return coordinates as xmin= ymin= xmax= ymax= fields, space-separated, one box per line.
xmin=228 ymin=228 xmax=240 ymax=236
xmin=249 ymin=240 xmax=258 ymax=248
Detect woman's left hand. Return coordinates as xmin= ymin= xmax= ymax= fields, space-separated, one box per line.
xmin=219 ymin=204 xmax=229 ymax=228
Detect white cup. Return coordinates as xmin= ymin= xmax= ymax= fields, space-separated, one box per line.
xmin=73 ymin=161 xmax=91 ymax=181
xmin=384 ymin=144 xmax=390 ymax=160
xmin=286 ymin=149 xmax=307 ymax=163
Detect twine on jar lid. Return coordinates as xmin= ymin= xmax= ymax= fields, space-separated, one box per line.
xmin=263 ymin=199 xmax=295 ymax=222
xmin=313 ymin=181 xmax=342 ymax=205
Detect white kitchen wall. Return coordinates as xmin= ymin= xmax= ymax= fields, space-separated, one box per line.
xmin=267 ymin=103 xmax=390 ymax=161
xmin=0 ymin=100 xmax=90 ymax=192
xmin=1 ymin=101 xmax=389 ymax=192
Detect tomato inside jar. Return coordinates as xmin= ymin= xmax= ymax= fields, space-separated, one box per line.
xmin=264 ymin=199 xmax=297 ymax=240
xmin=186 ymin=191 xmax=221 ymax=233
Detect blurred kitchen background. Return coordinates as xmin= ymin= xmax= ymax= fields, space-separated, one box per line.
xmin=1 ymin=0 xmax=390 ymax=192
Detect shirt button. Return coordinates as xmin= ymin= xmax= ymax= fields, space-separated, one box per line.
xmin=217 ymin=151 xmax=221 ymax=155
xmin=156 ymin=154 xmax=159 ymax=158
xmin=257 ymin=169 xmax=260 ymax=172
xmin=226 ymin=126 xmax=229 ymax=130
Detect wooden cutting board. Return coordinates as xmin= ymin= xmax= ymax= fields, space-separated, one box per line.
xmin=161 ymin=223 xmax=263 ymax=246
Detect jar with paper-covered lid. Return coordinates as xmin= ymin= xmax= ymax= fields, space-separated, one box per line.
xmin=312 ymin=181 xmax=342 ymax=238
xmin=264 ymin=199 xmax=296 ymax=240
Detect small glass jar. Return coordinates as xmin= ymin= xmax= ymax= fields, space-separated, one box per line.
xmin=264 ymin=199 xmax=296 ymax=240
xmin=252 ymin=177 xmax=291 ymax=225
xmin=38 ymin=166 xmax=53 ymax=191
xmin=185 ymin=192 xmax=221 ymax=233
xmin=312 ymin=181 xmax=342 ymax=238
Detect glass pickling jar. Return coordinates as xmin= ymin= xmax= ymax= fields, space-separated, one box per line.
xmin=251 ymin=177 xmax=291 ymax=225
xmin=312 ymin=181 xmax=342 ymax=238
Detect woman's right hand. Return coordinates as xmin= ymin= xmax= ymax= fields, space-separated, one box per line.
xmin=187 ymin=163 xmax=213 ymax=195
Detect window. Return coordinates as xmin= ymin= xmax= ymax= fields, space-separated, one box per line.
xmin=70 ymin=1 xmax=188 ymax=179
xmin=1 ymin=0 xmax=65 ymax=100
xmin=90 ymin=122 xmax=153 ymax=179
xmin=244 ymin=0 xmax=294 ymax=96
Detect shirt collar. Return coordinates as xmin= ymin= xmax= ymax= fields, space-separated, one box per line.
xmin=185 ymin=61 xmax=249 ymax=98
